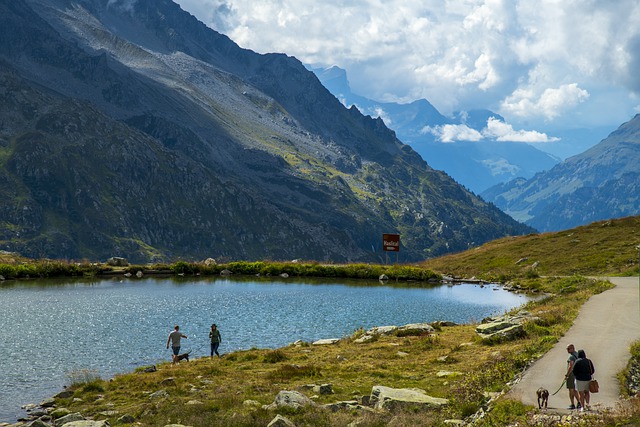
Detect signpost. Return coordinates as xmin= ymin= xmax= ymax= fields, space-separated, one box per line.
xmin=383 ymin=233 xmax=400 ymax=264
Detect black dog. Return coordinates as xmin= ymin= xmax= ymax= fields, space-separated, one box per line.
xmin=537 ymin=387 xmax=549 ymax=409
xmin=175 ymin=351 xmax=190 ymax=362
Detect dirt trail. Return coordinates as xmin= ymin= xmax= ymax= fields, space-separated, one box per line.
xmin=506 ymin=277 xmax=640 ymax=412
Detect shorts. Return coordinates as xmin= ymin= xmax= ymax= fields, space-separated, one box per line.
xmin=566 ymin=373 xmax=576 ymax=389
xmin=172 ymin=346 xmax=181 ymax=355
xmin=575 ymin=379 xmax=591 ymax=392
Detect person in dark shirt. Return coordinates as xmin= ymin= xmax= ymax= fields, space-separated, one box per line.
xmin=572 ymin=349 xmax=595 ymax=411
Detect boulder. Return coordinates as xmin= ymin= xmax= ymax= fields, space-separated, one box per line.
xmin=370 ymin=386 xmax=448 ymax=411
xmin=116 ymin=414 xmax=135 ymax=424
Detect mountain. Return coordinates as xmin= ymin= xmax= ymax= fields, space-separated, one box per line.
xmin=0 ymin=0 xmax=533 ymax=263
xmin=481 ymin=115 xmax=640 ymax=232
xmin=312 ymin=66 xmax=560 ymax=194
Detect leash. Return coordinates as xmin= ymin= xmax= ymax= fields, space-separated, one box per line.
xmin=552 ymin=379 xmax=566 ymax=395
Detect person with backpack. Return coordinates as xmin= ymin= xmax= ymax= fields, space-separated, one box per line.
xmin=572 ymin=349 xmax=595 ymax=411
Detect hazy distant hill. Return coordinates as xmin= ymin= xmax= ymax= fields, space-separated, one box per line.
xmin=0 ymin=0 xmax=532 ymax=263
xmin=482 ymin=115 xmax=640 ymax=231
xmin=312 ymin=65 xmax=560 ymax=194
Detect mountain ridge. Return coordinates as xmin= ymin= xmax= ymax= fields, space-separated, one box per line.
xmin=481 ymin=114 xmax=640 ymax=231
xmin=0 ymin=0 xmax=533 ymax=262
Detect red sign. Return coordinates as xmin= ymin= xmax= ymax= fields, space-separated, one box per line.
xmin=383 ymin=234 xmax=400 ymax=252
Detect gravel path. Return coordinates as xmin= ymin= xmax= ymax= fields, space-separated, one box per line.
xmin=506 ymin=277 xmax=640 ymax=413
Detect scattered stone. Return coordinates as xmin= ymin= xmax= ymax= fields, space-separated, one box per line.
xmin=280 ymin=273 xmax=289 ymax=278
xmin=267 ymin=414 xmax=296 ymax=427
xmin=436 ymin=371 xmax=461 ymax=377
xmin=186 ymin=400 xmax=202 ymax=405
xmin=29 ymin=420 xmax=49 ymax=427
xmin=135 ymin=271 xmax=143 ymax=278
xmin=203 ymin=258 xmax=217 ymax=266
xmin=515 ymin=257 xmax=528 ymax=265
xmin=379 ymin=274 xmax=389 ymax=281
xmin=353 ymin=335 xmax=375 ymax=344
xmin=397 ymin=351 xmax=409 ymax=357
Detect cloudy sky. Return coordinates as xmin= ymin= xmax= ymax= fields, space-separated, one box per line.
xmin=174 ymin=0 xmax=640 ymax=143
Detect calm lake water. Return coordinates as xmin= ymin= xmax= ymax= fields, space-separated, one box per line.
xmin=0 ymin=276 xmax=532 ymax=421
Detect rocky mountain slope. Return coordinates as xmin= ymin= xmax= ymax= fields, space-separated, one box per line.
xmin=312 ymin=66 xmax=560 ymax=194
xmin=481 ymin=115 xmax=640 ymax=231
xmin=0 ymin=0 xmax=532 ymax=263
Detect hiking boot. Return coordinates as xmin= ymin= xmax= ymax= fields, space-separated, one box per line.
xmin=577 ymin=402 xmax=582 ymax=409
xmin=567 ymin=404 xmax=576 ymax=409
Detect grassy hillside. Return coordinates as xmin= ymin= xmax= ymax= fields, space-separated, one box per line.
xmin=422 ymin=215 xmax=640 ymax=280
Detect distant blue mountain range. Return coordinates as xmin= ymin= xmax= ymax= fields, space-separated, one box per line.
xmin=311 ymin=65 xmax=610 ymax=194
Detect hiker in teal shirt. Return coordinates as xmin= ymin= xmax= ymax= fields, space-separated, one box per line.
xmin=209 ymin=323 xmax=222 ymax=358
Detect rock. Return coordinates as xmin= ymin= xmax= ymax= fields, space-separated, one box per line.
xmin=29 ymin=420 xmax=50 ymax=427
xmin=148 ymin=390 xmax=169 ymax=400
xmin=0 ymin=275 xmax=4 ymax=281
xmin=353 ymin=334 xmax=375 ymax=344
xmin=280 ymin=273 xmax=289 ymax=278
xmin=365 ymin=326 xmax=398 ymax=335
xmin=39 ymin=398 xmax=56 ymax=408
xmin=55 ymin=412 xmax=85 ymax=425
xmin=54 ymin=390 xmax=74 ymax=399
xmin=116 ymin=414 xmax=135 ymax=424
xmin=106 ymin=257 xmax=128 ymax=266
xmin=312 ymin=338 xmax=340 ymax=345
xmin=135 ymin=270 xmax=143 ymax=278
xmin=163 ymin=425 xmax=192 ymax=427
xmin=267 ymin=414 xmax=296 ymax=427
xmin=141 ymin=365 xmax=157 ymax=373
xmin=242 ymin=400 xmax=261 ymax=408
xmin=220 ymin=269 xmax=232 ymax=276
xmin=123 ymin=272 xmax=132 ymax=278
xmin=370 ymin=385 xmax=448 ymax=411
xmin=431 ymin=320 xmax=457 ymax=327
xmin=203 ymin=258 xmax=217 ymax=266
xmin=186 ymin=400 xmax=202 ymax=405
xmin=312 ymin=384 xmax=333 ymax=395
xmin=379 ymin=274 xmax=389 ymax=281
xmin=263 ymin=391 xmax=317 ymax=410
xmin=51 ymin=408 xmax=72 ymax=418
xmin=476 ymin=311 xmax=538 ymax=341
xmin=397 ymin=323 xmax=436 ymax=335
xmin=160 ymin=378 xmax=175 ymax=386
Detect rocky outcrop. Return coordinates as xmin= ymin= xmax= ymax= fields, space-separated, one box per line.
xmin=476 ymin=311 xmax=538 ymax=341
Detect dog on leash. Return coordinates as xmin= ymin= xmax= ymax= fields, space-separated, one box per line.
xmin=537 ymin=387 xmax=549 ymax=409
xmin=175 ymin=351 xmax=191 ymax=362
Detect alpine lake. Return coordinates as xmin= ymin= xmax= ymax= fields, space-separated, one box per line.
xmin=0 ymin=274 xmax=535 ymax=421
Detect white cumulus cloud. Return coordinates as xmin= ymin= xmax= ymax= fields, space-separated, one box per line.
xmin=174 ymin=0 xmax=640 ymax=131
